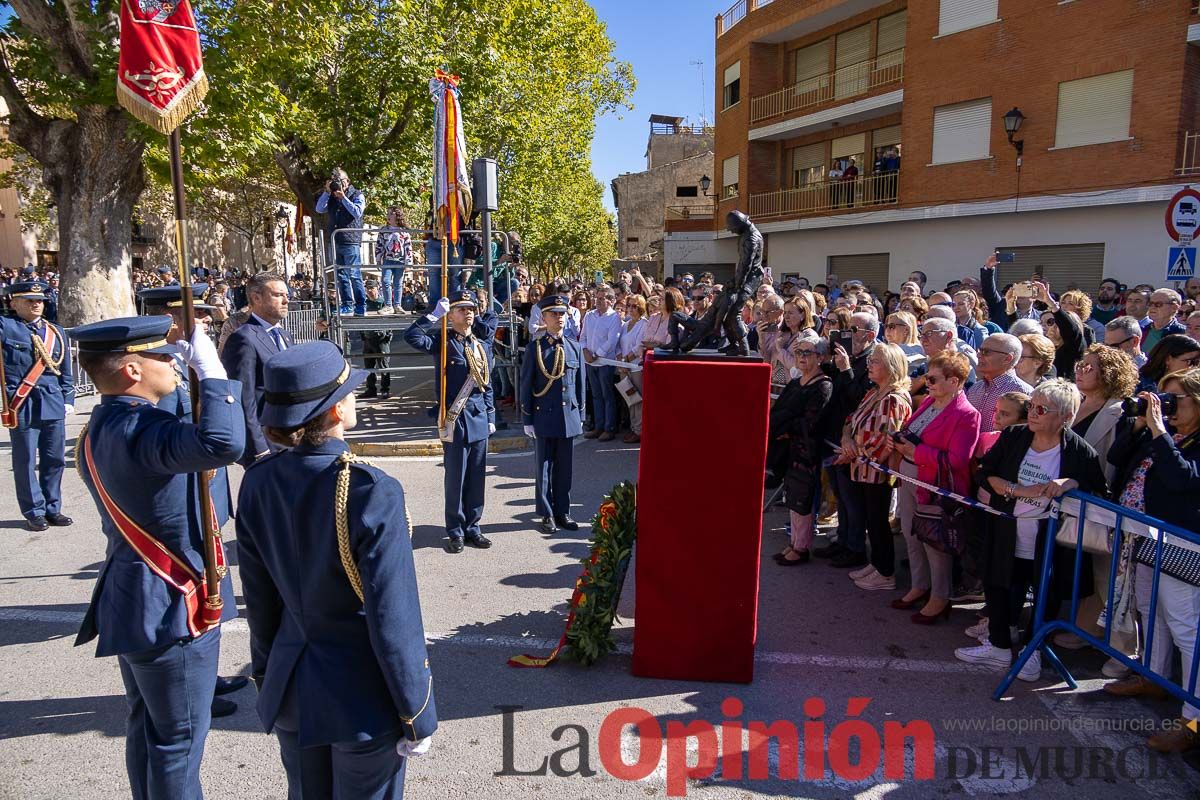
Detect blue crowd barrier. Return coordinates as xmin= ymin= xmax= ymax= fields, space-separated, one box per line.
xmin=993 ymin=489 xmax=1200 ymax=716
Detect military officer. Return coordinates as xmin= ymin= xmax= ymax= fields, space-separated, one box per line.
xmin=1 ymin=280 xmax=75 ymax=531
xmin=138 ymin=282 xmax=248 ymax=712
xmin=71 ymin=315 xmax=244 ymax=800
xmin=404 ymin=290 xmax=496 ymax=553
xmin=520 ymin=295 xmax=585 ymax=533
xmin=237 ymin=341 xmax=436 ymax=799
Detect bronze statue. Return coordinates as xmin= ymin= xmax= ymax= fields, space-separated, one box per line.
xmin=668 ymin=210 xmax=764 ymax=356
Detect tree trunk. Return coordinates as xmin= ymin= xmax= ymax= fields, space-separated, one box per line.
xmin=44 ymin=107 xmax=146 ymax=327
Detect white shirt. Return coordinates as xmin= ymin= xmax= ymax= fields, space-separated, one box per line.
xmin=617 ymin=318 xmax=646 ymax=360
xmin=252 ymin=313 xmax=288 ymax=350
xmin=1013 ymin=444 xmax=1061 ymax=559
xmin=529 ymin=304 xmax=581 ymax=340
xmin=581 ymin=308 xmax=622 ymax=360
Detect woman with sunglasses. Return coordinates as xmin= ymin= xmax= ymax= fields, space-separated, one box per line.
xmin=1033 ymin=280 xmax=1086 ymax=381
xmin=1104 ymin=368 xmax=1200 ymax=753
xmin=883 ymin=311 xmax=922 ymax=358
xmin=956 ymin=379 xmax=1107 ymax=681
xmin=1137 ymin=334 xmax=1200 ymax=393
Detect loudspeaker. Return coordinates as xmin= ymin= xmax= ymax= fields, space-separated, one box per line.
xmin=472 ymin=158 xmax=498 ymax=212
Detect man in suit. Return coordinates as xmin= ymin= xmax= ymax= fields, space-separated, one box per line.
xmin=404 ymin=291 xmax=496 ymax=553
xmin=238 ymin=341 xmax=436 ymax=799
xmin=220 ymin=271 xmax=294 ymax=465
xmin=520 ymin=295 xmax=584 ymax=533
xmin=71 ymin=315 xmax=244 ymax=799
xmin=1 ymin=280 xmax=74 ymax=531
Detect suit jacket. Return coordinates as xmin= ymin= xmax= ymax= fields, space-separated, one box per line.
xmin=403 ymin=313 xmax=496 ymax=444
xmin=519 ymin=336 xmax=584 ymax=438
xmin=236 ymin=439 xmax=437 ymax=746
xmin=76 ymin=380 xmax=245 ymax=656
xmin=219 ymin=315 xmax=295 ymax=464
xmin=0 ymin=314 xmax=74 ymax=427
xmin=907 ymin=391 xmax=981 ymax=504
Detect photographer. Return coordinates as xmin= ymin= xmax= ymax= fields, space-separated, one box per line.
xmin=315 ymin=168 xmax=367 ymax=317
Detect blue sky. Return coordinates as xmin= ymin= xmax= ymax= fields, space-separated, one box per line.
xmin=589 ymin=0 xmax=729 ymax=210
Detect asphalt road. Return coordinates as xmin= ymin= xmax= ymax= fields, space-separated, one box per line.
xmin=2 ymin=396 xmax=1200 ymax=799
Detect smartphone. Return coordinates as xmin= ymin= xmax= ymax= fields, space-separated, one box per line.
xmin=1013 ymin=281 xmax=1035 ymax=299
xmin=891 ymin=431 xmax=921 ymax=446
xmin=995 ymin=251 xmax=1016 ymax=263
xmin=830 ymin=329 xmax=853 ymax=352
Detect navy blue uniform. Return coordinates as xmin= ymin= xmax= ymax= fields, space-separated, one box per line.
xmin=237 ymin=440 xmax=437 ymax=798
xmin=158 ymin=355 xmax=235 ymax=526
xmin=219 ymin=315 xmax=295 ymax=465
xmin=1 ymin=313 xmax=74 ymax=521
xmin=520 ymin=335 xmax=584 ymax=520
xmin=76 ymin=379 xmax=244 ymax=800
xmin=404 ymin=312 xmax=496 ymax=543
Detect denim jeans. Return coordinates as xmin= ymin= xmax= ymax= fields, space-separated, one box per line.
xmin=380 ymin=262 xmax=406 ymax=307
xmin=833 ymin=464 xmax=866 ymax=554
xmin=335 ymin=243 xmax=366 ymax=315
xmin=585 ymin=364 xmax=618 ymax=433
xmin=425 ymin=239 xmax=462 ymax=305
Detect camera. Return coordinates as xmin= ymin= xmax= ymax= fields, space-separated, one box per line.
xmin=1121 ymin=393 xmax=1178 ymax=417
xmin=329 ymin=178 xmax=344 ymax=193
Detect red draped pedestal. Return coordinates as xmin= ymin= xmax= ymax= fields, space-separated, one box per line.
xmin=632 ymin=352 xmax=771 ymax=683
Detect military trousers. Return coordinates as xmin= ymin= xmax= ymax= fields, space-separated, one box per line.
xmin=534 ymin=436 xmax=573 ymax=520
xmin=117 ymin=628 xmax=221 ymax=800
xmin=442 ymin=437 xmax=486 ymax=542
xmin=8 ymin=418 xmax=65 ymax=520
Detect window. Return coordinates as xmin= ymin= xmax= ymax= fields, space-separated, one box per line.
xmin=722 ymin=62 xmax=741 ymax=110
xmin=626 ymin=237 xmax=640 ymax=243
xmin=675 ymin=185 xmax=699 ymax=198
xmin=1054 ymin=70 xmax=1134 ymax=149
xmin=876 ymin=10 xmax=907 ymax=55
xmin=722 ymin=155 xmax=740 ymax=199
xmin=793 ymin=39 xmax=830 ymax=88
xmin=931 ymin=98 xmax=992 ymax=164
xmin=834 ymin=24 xmax=871 ymax=99
xmin=790 ymin=143 xmax=825 ymax=188
xmin=938 ymin=0 xmax=998 ymax=36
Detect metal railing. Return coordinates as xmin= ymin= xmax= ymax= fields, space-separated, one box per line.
xmin=665 ymin=204 xmax=716 ymax=220
xmin=717 ymin=0 xmax=748 ymax=36
xmin=748 ymin=171 xmax=899 ymax=219
xmin=1179 ymin=130 xmax=1200 ymax=175
xmin=750 ymin=49 xmax=904 ymax=123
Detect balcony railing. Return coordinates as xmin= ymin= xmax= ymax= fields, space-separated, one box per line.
xmin=665 ymin=204 xmax=715 ymax=220
xmin=748 ymin=172 xmax=899 ymax=219
xmin=1180 ymin=131 xmax=1200 ymax=175
xmin=750 ymin=49 xmax=905 ymax=124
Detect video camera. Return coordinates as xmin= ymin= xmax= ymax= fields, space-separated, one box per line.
xmin=1121 ymin=393 xmax=1178 ymax=417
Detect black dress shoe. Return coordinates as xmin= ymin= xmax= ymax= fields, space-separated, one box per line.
xmin=539 ymin=516 xmax=558 ymax=533
xmin=45 ymin=513 xmax=73 ymax=527
xmin=445 ymin=538 xmax=464 ymax=554
xmin=215 ymin=675 xmax=249 ymax=695
xmin=812 ymin=542 xmax=846 ymax=559
xmin=555 ymin=516 xmax=580 ymax=531
xmin=465 ymin=534 xmax=492 ymax=549
xmin=211 ymin=697 xmax=237 ymax=718
xmin=26 ymin=516 xmax=48 ymax=532
xmin=829 ymin=550 xmax=869 ymax=568
xmin=359 ymin=388 xmax=379 ymax=399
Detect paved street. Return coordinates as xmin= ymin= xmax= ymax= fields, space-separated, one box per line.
xmin=2 ymin=396 xmax=1200 ymax=799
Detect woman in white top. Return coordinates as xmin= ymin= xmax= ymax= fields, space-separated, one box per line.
xmin=617 ymin=295 xmax=648 ymax=443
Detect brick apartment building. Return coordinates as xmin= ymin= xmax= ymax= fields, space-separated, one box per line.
xmin=665 ymin=0 xmax=1200 ymax=294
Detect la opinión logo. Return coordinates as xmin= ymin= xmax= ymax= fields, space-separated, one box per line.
xmin=497 ymin=697 xmax=936 ymax=796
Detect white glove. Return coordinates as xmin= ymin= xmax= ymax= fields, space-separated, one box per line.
xmin=397 ymin=736 xmax=432 ymax=758
xmin=427 ymin=296 xmax=451 ymax=321
xmin=524 ymin=425 xmax=536 ymax=439
xmin=65 ymin=405 xmax=74 ymax=415
xmin=488 ymin=422 xmax=496 ymax=435
xmin=175 ymin=326 xmax=227 ymax=381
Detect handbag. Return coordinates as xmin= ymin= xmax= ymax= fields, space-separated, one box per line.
xmin=1134 ymin=535 xmax=1200 ymax=586
xmin=1055 ymin=497 xmax=1114 ymax=555
xmin=615 ymin=374 xmax=641 ymax=407
xmin=912 ymin=450 xmax=969 ymax=555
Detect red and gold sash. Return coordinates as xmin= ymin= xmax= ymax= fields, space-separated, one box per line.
xmin=82 ymin=432 xmax=226 ymax=636
xmin=1 ymin=323 xmax=58 ymax=429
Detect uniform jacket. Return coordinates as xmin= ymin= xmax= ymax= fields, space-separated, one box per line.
xmin=519 ymin=335 xmax=584 ymax=439
xmin=76 ymin=380 xmax=245 ymax=657
xmin=0 ymin=314 xmax=75 ymax=427
xmin=219 ymin=315 xmax=295 ymax=464
xmin=236 ymin=439 xmax=437 ymax=746
xmin=157 ymin=357 xmax=234 ymax=526
xmin=404 ymin=314 xmax=496 ymax=443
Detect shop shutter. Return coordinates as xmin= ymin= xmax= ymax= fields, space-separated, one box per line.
xmin=876 ymin=10 xmax=907 ymax=55
xmin=835 ymin=24 xmax=872 ymax=99
xmin=872 ymin=124 xmax=902 ymax=148
xmin=993 ymin=243 xmax=1105 ymax=294
xmin=828 ymin=253 xmax=890 ymax=296
xmin=931 ymin=97 xmax=992 ymax=164
xmin=790 ymin=143 xmax=826 ymax=186
xmin=1054 ymin=70 xmax=1134 ymax=149
xmin=938 ymin=0 xmax=999 ymax=36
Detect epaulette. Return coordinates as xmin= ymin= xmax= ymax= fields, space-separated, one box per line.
xmin=244 ymin=449 xmax=287 ymax=471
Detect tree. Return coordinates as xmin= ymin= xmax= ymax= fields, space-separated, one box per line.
xmin=0 ymin=0 xmax=143 ymax=324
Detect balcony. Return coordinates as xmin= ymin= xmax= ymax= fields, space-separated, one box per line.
xmin=718 ymin=0 xmax=777 ymax=37
xmin=748 ymin=172 xmax=899 ymax=220
xmin=665 ymin=203 xmax=715 ymax=220
xmin=1179 ymin=131 xmax=1200 ymax=175
xmin=751 ymin=49 xmax=904 ymax=125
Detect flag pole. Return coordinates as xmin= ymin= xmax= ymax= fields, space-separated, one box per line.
xmin=168 ymin=129 xmax=223 ymax=625
xmin=439 ymin=235 xmax=449 ymax=431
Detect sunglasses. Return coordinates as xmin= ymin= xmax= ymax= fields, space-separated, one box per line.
xmin=1149 ymin=301 xmax=1177 ymax=308
xmin=1075 ymin=362 xmax=1096 ymax=374
xmin=795 ymin=349 xmax=819 ymax=359
xmin=885 ymin=322 xmax=908 ymax=330
xmin=1030 ymin=403 xmax=1055 ymax=418
xmin=1041 ymin=317 xmax=1058 ymax=327
xmin=978 ymin=348 xmax=1009 ymax=357
xmin=925 ymin=374 xmax=942 ymax=386
xmin=1107 ymin=335 xmax=1135 ymax=348
xmin=918 ymin=329 xmax=945 ymax=339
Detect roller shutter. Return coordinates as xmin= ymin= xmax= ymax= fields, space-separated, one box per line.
xmin=877 ymin=10 xmax=907 ymax=55
xmin=835 ymin=24 xmax=871 ymax=99
xmin=993 ymin=243 xmax=1105 ymax=294
xmin=1054 ymin=70 xmax=1134 ymax=149
xmin=932 ymin=98 xmax=992 ymax=164
xmin=828 ymin=253 xmax=890 ymax=296
xmin=872 ymin=124 xmax=902 ymax=148
xmin=939 ymin=0 xmax=998 ymax=37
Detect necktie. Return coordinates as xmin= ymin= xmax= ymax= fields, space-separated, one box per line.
xmin=271 ymin=328 xmax=287 ymax=351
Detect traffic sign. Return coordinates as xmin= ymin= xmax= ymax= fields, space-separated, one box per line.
xmin=1167 ymin=246 xmax=1197 ymax=281
xmin=1165 ymin=186 xmax=1200 ymax=244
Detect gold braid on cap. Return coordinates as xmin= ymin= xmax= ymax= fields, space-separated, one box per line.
xmin=30 ymin=326 xmax=63 ymax=376
xmin=532 ymin=339 xmax=565 ymax=398
xmin=335 ymin=452 xmax=412 ymax=603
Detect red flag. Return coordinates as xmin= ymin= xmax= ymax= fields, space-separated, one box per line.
xmin=117 ymin=0 xmax=209 ymax=135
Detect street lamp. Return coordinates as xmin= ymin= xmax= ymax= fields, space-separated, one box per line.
xmin=1002 ymin=107 xmax=1025 ymax=158
xmin=274 ymin=205 xmax=290 ymax=277
xmin=699 ymin=174 xmax=712 ymax=197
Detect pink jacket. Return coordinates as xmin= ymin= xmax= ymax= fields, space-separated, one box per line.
xmin=908 ymin=391 xmax=981 ymax=504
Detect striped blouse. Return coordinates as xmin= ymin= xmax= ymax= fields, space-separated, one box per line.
xmin=844 ymin=387 xmax=912 ymax=484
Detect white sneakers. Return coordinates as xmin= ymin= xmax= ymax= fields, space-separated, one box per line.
xmin=380 ymin=305 xmax=394 ymax=315
xmin=1017 ymin=650 xmax=1043 ymax=682
xmin=965 ymin=618 xmax=990 ymax=640
xmin=849 ymin=564 xmax=876 ymax=581
xmin=954 ymin=643 xmax=1012 ymax=669
xmin=855 ymin=571 xmax=896 ymax=591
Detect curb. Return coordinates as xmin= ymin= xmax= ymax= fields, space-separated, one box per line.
xmin=350 ymin=435 xmax=531 ymax=457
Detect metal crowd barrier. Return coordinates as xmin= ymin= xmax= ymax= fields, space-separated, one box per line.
xmin=284 ymin=305 xmax=326 ymax=344
xmin=70 ymin=342 xmax=96 ymax=397
xmin=994 ymin=490 xmax=1200 ymax=717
